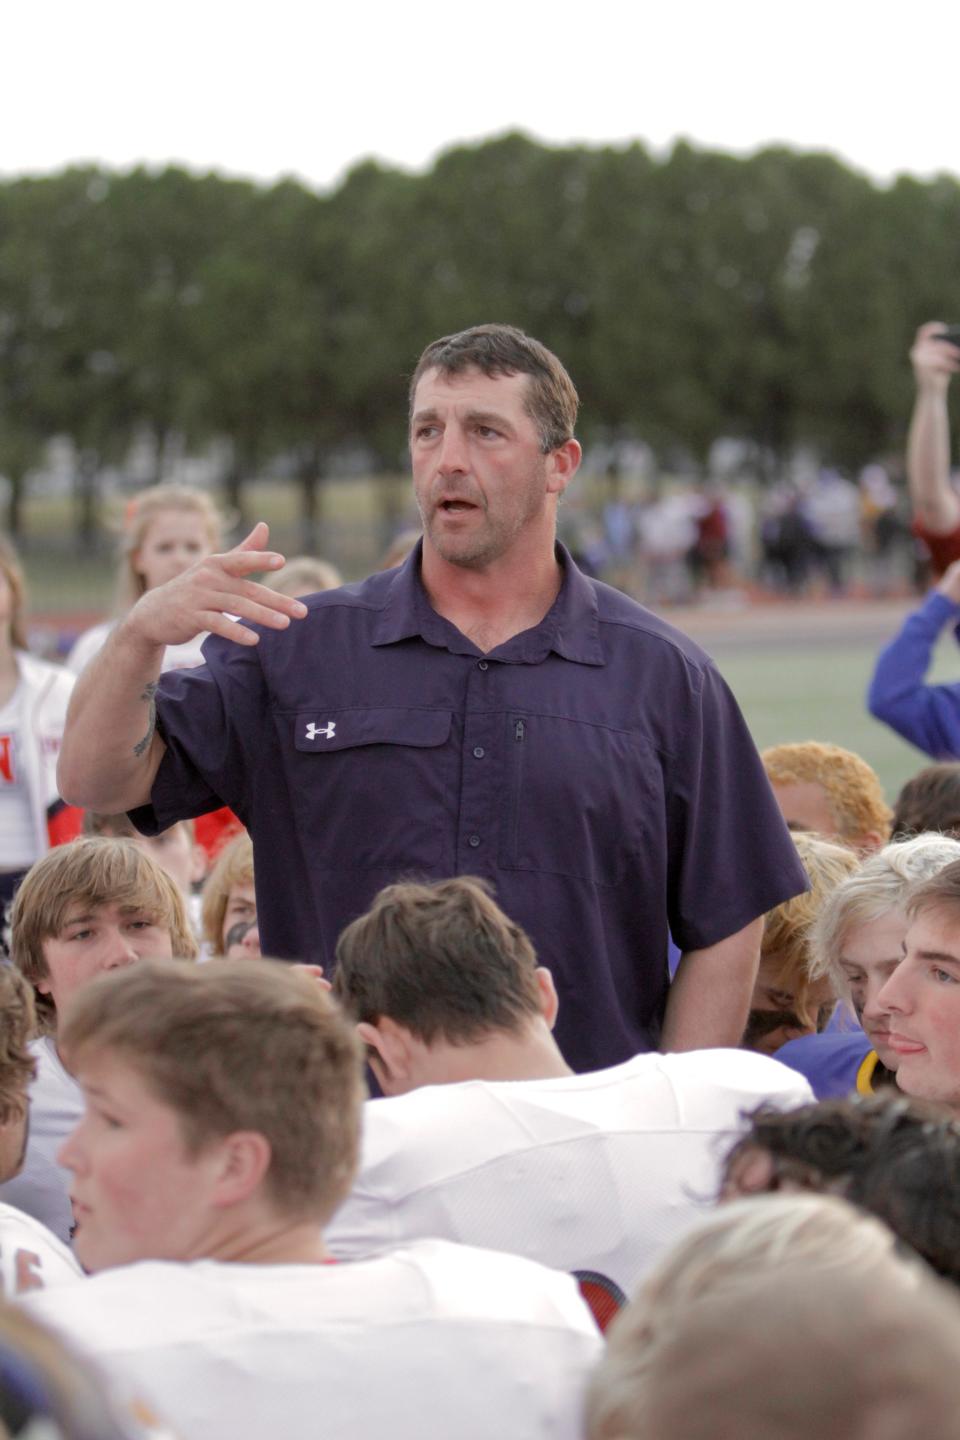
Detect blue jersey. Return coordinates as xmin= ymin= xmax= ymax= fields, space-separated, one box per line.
xmin=774 ymin=1030 xmax=881 ymax=1099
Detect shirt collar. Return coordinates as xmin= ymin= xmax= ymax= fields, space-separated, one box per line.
xmin=372 ymin=540 xmax=604 ymax=666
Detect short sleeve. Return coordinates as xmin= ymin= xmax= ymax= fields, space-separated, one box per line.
xmin=912 ymin=517 xmax=960 ymax=579
xmin=666 ymin=661 xmax=808 ymax=952
xmin=129 ymin=634 xmax=265 ymax=836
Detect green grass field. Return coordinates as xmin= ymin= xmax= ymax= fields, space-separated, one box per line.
xmin=707 ymin=636 xmax=959 ymax=806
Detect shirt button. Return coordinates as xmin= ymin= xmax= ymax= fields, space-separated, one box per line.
xmin=468 ymin=834 xmax=481 ymax=848
xmin=478 ymin=660 xmax=489 ymax=671
xmin=473 ymin=746 xmax=485 ymax=759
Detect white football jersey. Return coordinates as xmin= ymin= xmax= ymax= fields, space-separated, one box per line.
xmin=0 ymin=1036 xmax=81 ymax=1243
xmin=327 ymin=1049 xmax=813 ymax=1325
xmin=0 ymin=1200 xmax=82 ymax=1295
xmin=25 ymin=1238 xmax=602 ymax=1440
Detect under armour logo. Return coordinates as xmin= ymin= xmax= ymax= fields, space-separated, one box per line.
xmin=305 ymin=721 xmax=336 ymax=741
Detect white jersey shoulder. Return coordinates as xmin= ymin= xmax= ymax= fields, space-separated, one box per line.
xmin=25 ymin=1239 xmax=601 ymax=1440
xmin=68 ymin=621 xmax=208 ymax=676
xmin=0 ymin=1037 xmax=82 ymax=1244
xmin=0 ymin=1201 xmax=82 ymax=1295
xmin=328 ymin=1049 xmax=813 ymax=1308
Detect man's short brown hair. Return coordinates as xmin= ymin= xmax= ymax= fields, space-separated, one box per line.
xmin=60 ymin=959 xmax=365 ymax=1224
xmin=333 ymin=876 xmax=543 ymax=1044
xmin=11 ymin=837 xmax=198 ymax=1032
xmin=409 ymin=324 xmax=579 ymax=453
xmin=893 ymin=764 xmax=960 ymax=840
xmin=0 ymin=966 xmax=36 ymax=1125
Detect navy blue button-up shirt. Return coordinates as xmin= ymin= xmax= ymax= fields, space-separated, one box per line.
xmin=134 ymin=543 xmax=806 ymax=1072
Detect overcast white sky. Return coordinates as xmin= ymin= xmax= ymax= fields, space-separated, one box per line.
xmin=4 ymin=0 xmax=959 ymax=190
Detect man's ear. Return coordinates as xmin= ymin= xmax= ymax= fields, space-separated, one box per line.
xmin=356 ymin=1016 xmax=416 ymax=1096
xmin=534 ymin=967 xmax=560 ymax=1030
xmin=210 ymin=1131 xmax=272 ymax=1208
xmin=545 ymin=439 xmax=582 ymax=497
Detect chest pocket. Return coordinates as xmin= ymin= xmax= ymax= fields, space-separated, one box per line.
xmin=285 ymin=708 xmax=454 ymax=872
xmin=499 ymin=714 xmax=651 ymax=887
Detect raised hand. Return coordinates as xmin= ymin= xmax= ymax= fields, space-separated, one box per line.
xmin=911 ymin=321 xmax=960 ymax=392
xmin=128 ymin=522 xmax=308 ymax=648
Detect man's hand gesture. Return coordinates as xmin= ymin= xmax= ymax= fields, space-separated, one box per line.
xmin=128 ymin=522 xmax=307 ymax=649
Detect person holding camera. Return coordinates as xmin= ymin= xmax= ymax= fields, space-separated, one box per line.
xmin=867 ymin=326 xmax=960 ymax=757
xmin=908 ymin=321 xmax=960 ymax=575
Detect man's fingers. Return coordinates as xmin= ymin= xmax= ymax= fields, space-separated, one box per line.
xmin=202 ymin=613 xmax=264 ymax=647
xmin=204 ymin=576 xmax=308 ymax=618
xmin=220 ymin=549 xmax=291 ymax=578
xmin=235 ymin=521 xmax=271 ymax=553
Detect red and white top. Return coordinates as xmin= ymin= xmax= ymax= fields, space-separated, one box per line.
xmin=0 ymin=1200 xmax=82 ymax=1295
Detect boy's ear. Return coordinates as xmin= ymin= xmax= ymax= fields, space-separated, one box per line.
xmin=534 ymin=967 xmax=560 ymax=1029
xmin=209 ymin=1131 xmax=272 ymax=1208
xmin=356 ymin=1017 xmax=416 ymax=1096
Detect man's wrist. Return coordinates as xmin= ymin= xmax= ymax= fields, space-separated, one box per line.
xmin=113 ymin=608 xmax=168 ymax=668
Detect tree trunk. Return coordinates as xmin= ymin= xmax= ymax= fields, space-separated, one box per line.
xmin=5 ymin=469 xmax=24 ymax=538
xmin=297 ymin=446 xmax=324 ymax=554
xmin=74 ymin=452 xmax=101 ymax=548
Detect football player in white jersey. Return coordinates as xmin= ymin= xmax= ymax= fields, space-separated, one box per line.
xmin=25 ymin=959 xmax=601 ymax=1440
xmin=0 ymin=837 xmax=198 ymax=1241
xmin=0 ymin=963 xmax=81 ymax=1292
xmin=329 ymin=876 xmax=813 ymax=1328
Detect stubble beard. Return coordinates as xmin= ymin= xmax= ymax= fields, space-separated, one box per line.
xmin=417 ymin=459 xmax=548 ymax=571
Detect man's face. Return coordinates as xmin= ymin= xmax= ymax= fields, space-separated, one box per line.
xmin=59 ymin=1051 xmax=223 ymax=1272
xmin=38 ymin=903 xmax=174 ymax=1019
xmin=409 ymin=367 xmax=566 ymax=570
xmin=876 ymin=908 xmax=960 ymax=1110
xmin=836 ymin=909 xmax=906 ymax=1070
xmin=743 ymin=953 xmax=835 ymax=1055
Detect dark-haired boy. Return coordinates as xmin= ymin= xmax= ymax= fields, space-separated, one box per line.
xmin=329 ymin=876 xmax=811 ymax=1328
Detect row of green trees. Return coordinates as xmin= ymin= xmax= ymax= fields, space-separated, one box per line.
xmin=2 ymin=131 xmax=960 ymax=538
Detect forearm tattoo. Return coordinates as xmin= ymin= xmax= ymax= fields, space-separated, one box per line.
xmin=133 ymin=681 xmax=159 ymax=758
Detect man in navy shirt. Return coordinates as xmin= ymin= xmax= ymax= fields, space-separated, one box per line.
xmin=58 ymin=325 xmax=805 ymax=1070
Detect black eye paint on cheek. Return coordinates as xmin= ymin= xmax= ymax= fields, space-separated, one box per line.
xmin=224 ymin=920 xmax=256 ymax=949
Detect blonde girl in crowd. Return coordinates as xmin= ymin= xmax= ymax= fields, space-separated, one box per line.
xmin=66 ymin=484 xmax=225 ymax=676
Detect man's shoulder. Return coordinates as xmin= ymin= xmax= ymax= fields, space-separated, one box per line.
xmin=25 ymin=1243 xmax=596 ymax=1339
xmin=360 ymin=1238 xmax=599 ymax=1333
xmin=583 ymin=575 xmax=714 ymax=672
xmin=355 ymin=1052 xmax=812 ymax=1177
xmin=24 ymin=1260 xmax=183 ymax=1348
xmin=0 ymin=1202 xmax=83 ymax=1286
xmin=653 ymin=1048 xmax=815 ymax=1116
xmin=300 ymin=570 xmax=398 ymax=619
